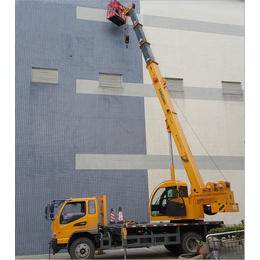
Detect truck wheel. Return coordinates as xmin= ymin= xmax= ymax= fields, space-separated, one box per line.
xmin=164 ymin=244 xmax=180 ymax=253
xmin=69 ymin=238 xmax=95 ymax=259
xmin=179 ymin=232 xmax=202 ymax=254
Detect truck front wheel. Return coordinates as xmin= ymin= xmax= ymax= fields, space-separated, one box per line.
xmin=179 ymin=232 xmax=202 ymax=254
xmin=70 ymin=237 xmax=95 ymax=259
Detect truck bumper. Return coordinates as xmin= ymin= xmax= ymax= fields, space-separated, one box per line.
xmin=50 ymin=238 xmax=59 ymax=254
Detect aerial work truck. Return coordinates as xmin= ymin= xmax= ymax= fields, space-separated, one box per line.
xmin=45 ymin=1 xmax=239 ymax=259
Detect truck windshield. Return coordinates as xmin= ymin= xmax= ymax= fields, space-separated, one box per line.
xmin=45 ymin=200 xmax=65 ymax=221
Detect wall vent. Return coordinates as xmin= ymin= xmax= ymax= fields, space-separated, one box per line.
xmin=31 ymin=68 xmax=58 ymax=84
xmin=165 ymin=78 xmax=184 ymax=92
xmin=99 ymin=73 xmax=123 ymax=88
xmin=222 ymin=81 xmax=243 ymax=95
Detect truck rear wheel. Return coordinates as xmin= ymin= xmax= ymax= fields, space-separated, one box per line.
xmin=69 ymin=237 xmax=95 ymax=259
xmin=179 ymin=232 xmax=202 ymax=254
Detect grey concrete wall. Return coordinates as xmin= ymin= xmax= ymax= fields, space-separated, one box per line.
xmin=15 ymin=0 xmax=147 ymax=255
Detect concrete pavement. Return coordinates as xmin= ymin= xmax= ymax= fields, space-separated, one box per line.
xmin=15 ymin=246 xmax=178 ymax=259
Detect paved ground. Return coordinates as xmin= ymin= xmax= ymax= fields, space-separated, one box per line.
xmin=15 ymin=246 xmax=179 ymax=260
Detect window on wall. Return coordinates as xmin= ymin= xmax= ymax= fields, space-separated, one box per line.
xmin=31 ymin=67 xmax=58 ymax=84
xmin=165 ymin=78 xmax=184 ymax=92
xmin=99 ymin=73 xmax=123 ymax=88
xmin=222 ymin=81 xmax=243 ymax=95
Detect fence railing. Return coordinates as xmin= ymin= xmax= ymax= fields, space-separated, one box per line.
xmin=206 ymin=230 xmax=244 ymax=259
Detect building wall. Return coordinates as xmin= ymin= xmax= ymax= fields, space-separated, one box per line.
xmin=15 ymin=0 xmax=244 ymax=256
xmin=140 ymin=1 xmax=244 ymax=224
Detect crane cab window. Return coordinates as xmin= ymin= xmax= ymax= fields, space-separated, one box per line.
xmin=152 ymin=187 xmax=180 ymax=206
xmin=60 ymin=202 xmax=86 ymax=224
xmin=167 ymin=187 xmax=178 ymax=200
xmin=151 ymin=188 xmax=167 ymax=216
xmin=151 ymin=187 xmax=178 ymax=216
xmin=179 ymin=186 xmax=188 ymax=197
xmin=151 ymin=186 xmax=187 ymax=217
xmin=152 ymin=188 xmax=167 ymax=206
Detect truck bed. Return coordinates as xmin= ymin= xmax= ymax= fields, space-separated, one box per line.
xmin=99 ymin=220 xmax=224 ymax=249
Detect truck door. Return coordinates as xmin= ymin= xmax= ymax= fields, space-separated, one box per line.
xmin=166 ymin=187 xmax=186 ymax=217
xmin=57 ymin=201 xmax=87 ymax=244
xmin=56 ymin=200 xmax=98 ymax=244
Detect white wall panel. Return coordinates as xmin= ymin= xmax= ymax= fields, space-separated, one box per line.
xmin=145 ymin=97 xmax=244 ymax=157
xmin=141 ymin=28 xmax=244 ymax=90
xmin=144 ymin=97 xmax=169 ymax=156
xmin=140 ymin=1 xmax=244 ymax=26
xmin=175 ymin=98 xmax=244 ymax=156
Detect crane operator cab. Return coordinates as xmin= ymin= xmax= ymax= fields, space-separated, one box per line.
xmin=150 ymin=180 xmax=188 ymax=219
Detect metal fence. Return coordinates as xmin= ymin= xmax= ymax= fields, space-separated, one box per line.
xmin=206 ymin=230 xmax=244 ymax=259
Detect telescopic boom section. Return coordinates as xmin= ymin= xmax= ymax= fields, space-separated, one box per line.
xmin=125 ymin=5 xmax=205 ymax=193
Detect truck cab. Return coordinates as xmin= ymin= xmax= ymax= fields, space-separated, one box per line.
xmin=45 ymin=196 xmax=105 ymax=257
xmin=149 ymin=180 xmax=205 ymax=221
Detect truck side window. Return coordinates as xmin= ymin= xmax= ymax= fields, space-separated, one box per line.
xmin=60 ymin=202 xmax=86 ymax=224
xmin=88 ymin=200 xmax=96 ymax=214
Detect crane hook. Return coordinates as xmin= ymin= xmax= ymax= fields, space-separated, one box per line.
xmin=124 ymin=34 xmax=129 ymax=48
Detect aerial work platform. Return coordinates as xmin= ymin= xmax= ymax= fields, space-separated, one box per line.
xmin=107 ymin=0 xmax=127 ymax=27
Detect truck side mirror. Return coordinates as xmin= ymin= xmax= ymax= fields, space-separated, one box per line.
xmin=45 ymin=205 xmax=48 ymax=215
xmin=50 ymin=204 xmax=54 ymax=213
xmin=45 ymin=205 xmax=50 ymax=220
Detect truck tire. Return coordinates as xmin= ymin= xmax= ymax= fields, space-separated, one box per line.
xmin=69 ymin=237 xmax=95 ymax=259
xmin=164 ymin=244 xmax=180 ymax=253
xmin=179 ymin=232 xmax=202 ymax=254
